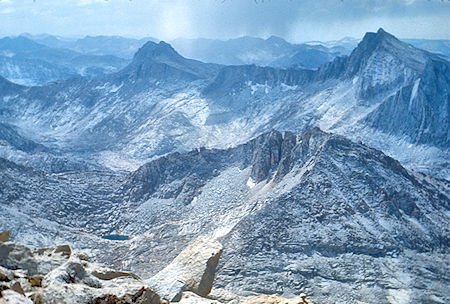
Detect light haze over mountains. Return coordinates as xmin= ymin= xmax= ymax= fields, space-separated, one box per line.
xmin=0 ymin=1 xmax=449 ymax=303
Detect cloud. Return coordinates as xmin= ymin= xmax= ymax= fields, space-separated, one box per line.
xmin=77 ymin=0 xmax=107 ymax=7
xmin=0 ymin=0 xmax=448 ymax=40
xmin=0 ymin=7 xmax=14 ymax=14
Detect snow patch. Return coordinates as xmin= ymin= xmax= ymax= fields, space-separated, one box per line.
xmin=409 ymin=78 xmax=420 ymax=110
xmin=386 ymin=289 xmax=412 ymax=304
xmin=246 ymin=177 xmax=256 ymax=188
xmin=281 ymin=83 xmax=298 ymax=91
xmin=110 ymin=82 xmax=123 ymax=93
xmin=94 ymin=83 xmax=109 ymax=90
xmin=247 ymin=81 xmax=271 ymax=95
xmin=1 ymin=51 xmax=15 ymax=58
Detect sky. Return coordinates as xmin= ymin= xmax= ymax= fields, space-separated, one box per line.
xmin=0 ymin=0 xmax=448 ymax=42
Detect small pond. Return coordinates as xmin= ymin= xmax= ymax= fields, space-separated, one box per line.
xmin=101 ymin=235 xmax=129 ymax=241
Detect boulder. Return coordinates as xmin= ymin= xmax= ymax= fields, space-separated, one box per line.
xmin=241 ymin=294 xmax=311 ymax=304
xmin=0 ymin=231 xmax=10 ymax=243
xmin=88 ymin=287 xmax=160 ymax=304
xmin=91 ymin=270 xmax=135 ymax=281
xmin=42 ymin=256 xmax=102 ymax=289
xmin=121 ymin=287 xmax=160 ymax=304
xmin=32 ymin=278 xmax=151 ymax=304
xmin=0 ymin=266 xmax=13 ymax=282
xmin=87 ymin=294 xmax=122 ymax=304
xmin=31 ymin=283 xmax=100 ymax=304
xmin=0 ymin=281 xmax=25 ymax=299
xmin=37 ymin=254 xmax=153 ymax=303
xmin=0 ymin=241 xmax=162 ymax=304
xmin=179 ymin=291 xmax=222 ymax=304
xmin=207 ymin=288 xmax=240 ymax=303
xmin=0 ymin=289 xmax=33 ymax=304
xmin=87 ymin=264 xmax=139 ymax=281
xmin=145 ymin=238 xmax=223 ymax=302
xmin=27 ymin=275 xmax=44 ymax=288
xmin=0 ymin=242 xmax=71 ymax=276
xmin=33 ymin=245 xmax=72 ymax=275
xmin=0 ymin=242 xmax=37 ymax=275
xmin=8 ymin=282 xmax=25 ymax=296
xmin=53 ymin=245 xmax=71 ymax=257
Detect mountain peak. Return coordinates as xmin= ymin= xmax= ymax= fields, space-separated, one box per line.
xmin=117 ymin=40 xmax=217 ymax=83
xmin=133 ymin=40 xmax=180 ymax=62
xmin=377 ymin=27 xmax=387 ymax=34
xmin=0 ymin=35 xmax=46 ymax=51
xmin=344 ymin=28 xmax=428 ymax=76
xmin=266 ymin=35 xmax=287 ymax=43
xmin=359 ymin=28 xmax=398 ymax=47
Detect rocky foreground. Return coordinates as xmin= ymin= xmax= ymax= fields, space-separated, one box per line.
xmin=0 ymin=232 xmax=312 ymax=304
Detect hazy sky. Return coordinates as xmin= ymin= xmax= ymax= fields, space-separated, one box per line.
xmin=0 ymin=0 xmax=448 ymax=42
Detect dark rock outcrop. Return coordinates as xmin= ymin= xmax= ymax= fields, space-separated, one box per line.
xmin=88 ymin=288 xmax=160 ymax=304
xmin=0 ymin=231 xmax=9 ymax=243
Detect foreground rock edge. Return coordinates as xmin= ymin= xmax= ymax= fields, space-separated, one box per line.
xmin=0 ymin=238 xmax=313 ymax=304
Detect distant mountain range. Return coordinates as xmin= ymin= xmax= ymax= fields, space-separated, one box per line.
xmin=171 ymin=35 xmax=450 ymax=67
xmin=21 ymin=33 xmax=158 ymax=59
xmin=0 ymin=33 xmax=448 ymax=86
xmin=170 ymin=36 xmax=348 ymax=69
xmin=0 ymin=36 xmax=130 ymax=85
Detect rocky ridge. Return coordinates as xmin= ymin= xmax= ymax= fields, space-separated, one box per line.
xmin=0 ymin=234 xmax=313 ymax=304
xmin=1 ymin=128 xmax=448 ymax=303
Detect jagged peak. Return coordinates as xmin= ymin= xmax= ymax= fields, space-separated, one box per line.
xmin=377 ymin=27 xmax=387 ymax=34
xmin=344 ymin=28 xmax=429 ymax=75
xmin=133 ymin=40 xmax=181 ymax=62
xmin=302 ymin=126 xmax=326 ymax=136
xmin=117 ymin=39 xmax=217 ymax=83
xmin=250 ymin=127 xmax=327 ymax=144
xmin=359 ymin=28 xmax=399 ymax=48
